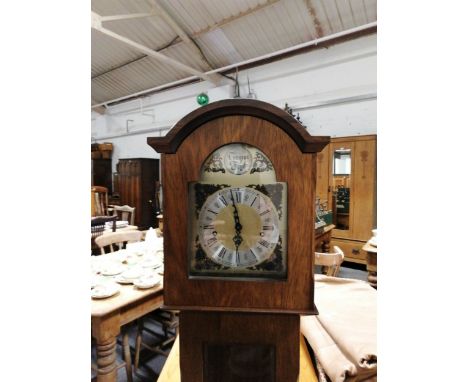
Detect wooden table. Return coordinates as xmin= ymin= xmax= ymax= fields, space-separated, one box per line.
xmin=158 ymin=335 xmax=318 ymax=382
xmin=91 ymin=277 xmax=164 ymax=381
xmin=315 ymin=224 xmax=335 ymax=253
xmin=362 ymin=241 xmax=377 ymax=288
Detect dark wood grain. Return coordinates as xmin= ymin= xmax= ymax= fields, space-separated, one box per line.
xmin=117 ymin=158 xmax=159 ymax=229
xmin=147 ymin=99 xmax=329 ymax=154
xmin=92 ymin=159 xmax=113 ymax=192
xmin=179 ymin=311 xmax=299 ymax=382
xmin=157 ymin=115 xmax=321 ymax=313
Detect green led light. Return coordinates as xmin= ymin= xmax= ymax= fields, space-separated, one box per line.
xmin=197 ymin=93 xmax=209 ymax=105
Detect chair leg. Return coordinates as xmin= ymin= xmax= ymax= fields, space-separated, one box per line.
xmin=122 ymin=325 xmax=133 ymax=382
xmin=134 ymin=319 xmax=143 ymax=370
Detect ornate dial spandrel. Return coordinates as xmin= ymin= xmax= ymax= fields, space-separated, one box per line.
xmin=201 ymin=144 xmax=276 ymax=186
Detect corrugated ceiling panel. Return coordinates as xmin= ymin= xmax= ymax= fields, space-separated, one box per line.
xmin=364 ymin=0 xmax=377 ymax=22
xmin=349 ymin=0 xmax=370 ymax=25
xmin=162 ymin=44 xmax=212 ymax=72
xmin=159 ymin=0 xmax=268 ymax=34
xmin=99 ymin=15 xmax=176 ymax=49
xmin=92 ymin=52 xmax=195 ymax=104
xmin=92 ymin=29 xmax=144 ymax=77
xmin=195 ymin=30 xmax=244 ymax=67
xmin=91 ymin=0 xmax=377 ymax=105
xmin=92 ymin=0 xmax=152 ymax=16
xmin=213 ymin=0 xmax=315 ymax=61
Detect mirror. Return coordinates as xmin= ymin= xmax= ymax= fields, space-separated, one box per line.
xmin=332 ymin=148 xmax=351 ymax=230
xmin=333 ymin=149 xmax=351 ymax=175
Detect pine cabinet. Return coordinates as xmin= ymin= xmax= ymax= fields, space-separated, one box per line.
xmin=316 ymin=135 xmax=376 ymax=263
xmin=116 ymin=158 xmax=159 ymax=229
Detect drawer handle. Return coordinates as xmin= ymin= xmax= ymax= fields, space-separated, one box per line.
xmin=352 ymin=248 xmax=360 ymax=254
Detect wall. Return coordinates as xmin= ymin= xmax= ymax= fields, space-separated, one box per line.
xmin=91 ymin=34 xmax=376 ymax=173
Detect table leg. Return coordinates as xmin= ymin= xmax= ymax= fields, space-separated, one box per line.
xmin=366 ymin=252 xmax=377 ymax=289
xmin=96 ymin=337 xmax=117 ymax=382
xmin=92 ymin=314 xmax=120 ymax=382
xmin=368 ymin=272 xmax=377 ymax=289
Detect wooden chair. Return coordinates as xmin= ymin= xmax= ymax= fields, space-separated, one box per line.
xmin=111 ymin=204 xmax=136 ymax=226
xmin=134 ymin=310 xmax=179 ymax=370
xmin=91 ymin=186 xmax=109 ymax=216
xmin=315 ymin=246 xmax=345 ymax=277
xmin=91 ymin=215 xmax=117 ymax=255
xmin=94 ymin=230 xmax=143 ymax=255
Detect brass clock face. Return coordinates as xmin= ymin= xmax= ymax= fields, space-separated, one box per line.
xmin=188 ymin=143 xmax=287 ymax=280
xmin=198 ymin=186 xmax=280 ymax=268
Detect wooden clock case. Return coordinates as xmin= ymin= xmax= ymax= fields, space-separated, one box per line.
xmin=148 ymin=99 xmax=329 ymax=381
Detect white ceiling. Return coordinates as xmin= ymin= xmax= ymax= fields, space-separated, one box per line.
xmin=91 ymin=0 xmax=377 ymax=108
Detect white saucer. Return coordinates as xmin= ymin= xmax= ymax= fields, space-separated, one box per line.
xmin=141 ymin=258 xmax=162 ymax=269
xmin=91 ymin=282 xmax=120 ymax=299
xmin=101 ymin=264 xmax=125 ymax=276
xmin=133 ymin=275 xmax=162 ymax=289
xmin=115 ymin=274 xmax=135 ymax=284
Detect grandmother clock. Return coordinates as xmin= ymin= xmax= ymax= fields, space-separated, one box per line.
xmin=148 ymin=99 xmax=329 ymax=381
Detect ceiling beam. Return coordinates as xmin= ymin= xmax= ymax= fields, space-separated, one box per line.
xmin=151 ymin=0 xmax=225 ymax=83
xmin=92 ymin=22 xmax=376 ymax=109
xmin=92 ymin=11 xmax=221 ymax=85
xmin=92 ymin=0 xmax=280 ymax=83
xmin=100 ymin=12 xmax=158 ymax=22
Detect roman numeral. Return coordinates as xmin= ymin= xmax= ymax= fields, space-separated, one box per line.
xmin=262 ymin=225 xmax=274 ymax=230
xmin=250 ymin=196 xmax=258 ymax=207
xmin=249 ymin=249 xmax=258 ymax=261
xmin=203 ymin=224 xmax=214 ymax=229
xmin=219 ymin=195 xmax=228 ymax=206
xmin=218 ymin=247 xmax=227 ymax=259
xmin=259 ymin=239 xmax=270 ymax=248
xmin=230 ymin=189 xmax=241 ymax=203
xmin=207 ymin=209 xmax=218 ymax=215
xmin=259 ymin=209 xmax=270 ymax=216
xmin=207 ymin=237 xmax=217 ymax=247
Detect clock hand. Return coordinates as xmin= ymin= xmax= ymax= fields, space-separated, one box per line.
xmin=230 ymin=190 xmax=243 ymax=233
xmin=230 ymin=190 xmax=243 ymax=254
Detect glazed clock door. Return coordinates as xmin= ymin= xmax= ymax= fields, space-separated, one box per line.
xmin=187 ymin=143 xmax=288 ymax=280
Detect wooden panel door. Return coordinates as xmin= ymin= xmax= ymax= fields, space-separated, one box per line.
xmin=316 ymin=145 xmax=330 ymax=207
xmin=352 ymin=137 xmax=376 ymax=241
xmin=329 ymin=141 xmax=355 ymax=240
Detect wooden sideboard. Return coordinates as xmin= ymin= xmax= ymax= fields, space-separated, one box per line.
xmin=316 ymin=135 xmax=376 ymax=264
xmin=117 ymin=158 xmax=159 ymax=229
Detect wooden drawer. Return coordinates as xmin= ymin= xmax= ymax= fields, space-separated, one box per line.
xmin=330 ymin=238 xmax=367 ymax=264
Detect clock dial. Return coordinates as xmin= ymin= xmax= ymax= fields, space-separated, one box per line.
xmin=198 ymin=187 xmax=280 ymax=268
xmin=188 ymin=143 xmax=287 ymax=280
xmin=188 ymin=182 xmax=287 ymax=280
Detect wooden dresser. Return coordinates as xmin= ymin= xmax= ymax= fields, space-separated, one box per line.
xmin=316 ymin=135 xmax=376 ymax=264
xmin=91 ymin=158 xmax=112 ymax=192
xmin=116 ymin=158 xmax=159 ymax=229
